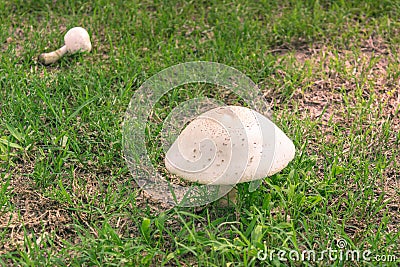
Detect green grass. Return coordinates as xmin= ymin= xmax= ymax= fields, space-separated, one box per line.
xmin=0 ymin=0 xmax=399 ymax=266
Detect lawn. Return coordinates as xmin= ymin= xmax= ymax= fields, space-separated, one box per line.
xmin=0 ymin=0 xmax=399 ymax=266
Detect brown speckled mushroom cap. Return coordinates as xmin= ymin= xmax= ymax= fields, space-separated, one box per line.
xmin=165 ymin=106 xmax=295 ymax=185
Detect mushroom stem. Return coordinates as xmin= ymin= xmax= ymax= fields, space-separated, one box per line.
xmin=38 ymin=45 xmax=68 ymax=65
xmin=217 ymin=187 xmax=238 ymax=207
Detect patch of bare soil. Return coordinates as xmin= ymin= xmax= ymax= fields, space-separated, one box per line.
xmin=265 ymin=36 xmax=399 ymax=244
xmin=0 ymin=165 xmax=74 ymax=255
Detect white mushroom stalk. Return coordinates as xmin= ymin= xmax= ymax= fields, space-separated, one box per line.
xmin=165 ymin=106 xmax=295 ymax=186
xmin=38 ymin=27 xmax=92 ymax=65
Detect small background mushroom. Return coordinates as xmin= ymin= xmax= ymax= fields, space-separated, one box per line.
xmin=38 ymin=27 xmax=92 ymax=65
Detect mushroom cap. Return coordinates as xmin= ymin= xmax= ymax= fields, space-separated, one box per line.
xmin=165 ymin=106 xmax=295 ymax=185
xmin=64 ymin=27 xmax=92 ymax=54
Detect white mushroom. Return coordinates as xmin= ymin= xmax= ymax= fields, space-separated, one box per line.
xmin=165 ymin=106 xmax=295 ymax=185
xmin=38 ymin=27 xmax=92 ymax=65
